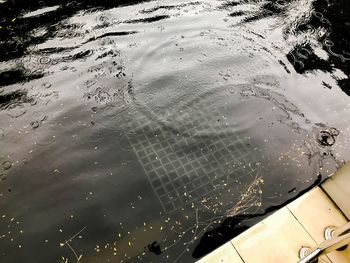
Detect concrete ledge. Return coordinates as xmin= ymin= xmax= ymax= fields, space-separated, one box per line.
xmin=197 ymin=161 xmax=350 ymax=263
xmin=196 ymin=242 xmax=243 ymax=263
xmin=322 ymin=162 xmax=350 ymax=220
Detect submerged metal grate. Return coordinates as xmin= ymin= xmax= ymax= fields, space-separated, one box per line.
xmin=127 ymin=104 xmax=255 ymax=213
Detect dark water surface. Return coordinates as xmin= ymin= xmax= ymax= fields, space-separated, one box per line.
xmin=0 ymin=0 xmax=349 ymax=262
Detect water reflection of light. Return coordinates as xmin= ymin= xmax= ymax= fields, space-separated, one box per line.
xmin=22 ymin=5 xmax=61 ymax=18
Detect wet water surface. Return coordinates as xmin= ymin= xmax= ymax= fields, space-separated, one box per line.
xmin=0 ymin=0 xmax=350 ymax=262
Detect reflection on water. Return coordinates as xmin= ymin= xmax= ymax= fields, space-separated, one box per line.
xmin=0 ymin=0 xmax=349 ymax=262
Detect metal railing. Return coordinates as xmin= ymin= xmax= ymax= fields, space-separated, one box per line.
xmin=298 ymin=222 xmax=350 ymax=263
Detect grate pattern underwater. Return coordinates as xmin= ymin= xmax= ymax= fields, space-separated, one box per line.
xmin=127 ymin=105 xmax=255 ymax=213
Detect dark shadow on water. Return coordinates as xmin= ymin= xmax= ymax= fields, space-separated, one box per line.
xmin=125 ymin=15 xmax=170 ymax=24
xmin=286 ymin=0 xmax=350 ymax=95
xmin=0 ymin=69 xmax=44 ymax=87
xmin=0 ymin=89 xmax=34 ymax=108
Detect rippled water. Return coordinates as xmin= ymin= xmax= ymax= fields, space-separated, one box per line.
xmin=0 ymin=0 xmax=349 ymax=262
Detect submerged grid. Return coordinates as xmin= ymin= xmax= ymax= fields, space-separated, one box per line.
xmin=127 ymin=104 xmax=255 ymax=213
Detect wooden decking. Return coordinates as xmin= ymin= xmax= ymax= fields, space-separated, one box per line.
xmin=197 ymin=162 xmax=350 ymax=263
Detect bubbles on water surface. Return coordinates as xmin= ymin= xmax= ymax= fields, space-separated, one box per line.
xmin=342 ymin=51 xmax=350 ymax=61
xmin=323 ymin=39 xmax=334 ymax=48
xmin=0 ymin=0 xmax=349 ymax=262
xmin=42 ymin=82 xmax=52 ymax=89
xmin=0 ymin=174 xmax=7 ymax=181
xmin=61 ymin=49 xmax=95 ymax=62
xmin=317 ymin=128 xmax=339 ymax=147
xmin=2 ymin=161 xmax=12 ymax=170
xmin=38 ymin=56 xmax=52 ymax=65
xmin=30 ymin=121 xmax=40 ymax=129
xmin=4 ymin=102 xmax=27 ymax=118
xmin=29 ymin=26 xmax=48 ymax=38
xmin=55 ymin=23 xmax=85 ymax=39
xmin=101 ymin=103 xmax=128 ymax=119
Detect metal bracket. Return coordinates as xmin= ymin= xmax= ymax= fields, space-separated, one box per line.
xmin=298 ymin=222 xmax=350 ymax=263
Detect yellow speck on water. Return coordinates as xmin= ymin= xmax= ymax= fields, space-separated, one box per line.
xmin=128 ymin=241 xmax=132 ymax=246
xmin=11 ymin=18 xmax=16 ymax=22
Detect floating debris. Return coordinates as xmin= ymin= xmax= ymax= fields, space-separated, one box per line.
xmin=147 ymin=241 xmax=162 ymax=255
xmin=317 ymin=129 xmax=338 ymax=147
